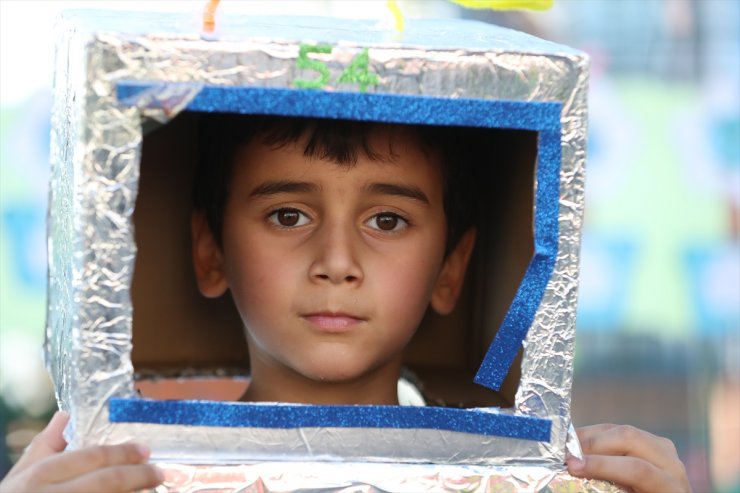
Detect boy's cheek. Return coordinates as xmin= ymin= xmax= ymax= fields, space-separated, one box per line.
xmin=370 ymin=260 xmax=439 ymax=316
xmin=224 ymin=255 xmax=300 ymax=317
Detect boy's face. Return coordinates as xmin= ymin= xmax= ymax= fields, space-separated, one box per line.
xmin=193 ymin=127 xmax=472 ymax=402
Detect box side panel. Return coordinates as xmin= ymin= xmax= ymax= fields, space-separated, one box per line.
xmin=45 ymin=15 xmax=92 ymax=446
xmin=516 ymin=54 xmax=590 ymax=458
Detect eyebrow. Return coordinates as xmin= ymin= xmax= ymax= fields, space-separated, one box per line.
xmin=249 ymin=180 xmax=319 ymax=197
xmin=363 ymin=182 xmax=430 ymax=205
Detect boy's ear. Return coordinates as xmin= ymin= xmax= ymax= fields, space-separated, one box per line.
xmin=431 ymin=228 xmax=477 ymax=315
xmin=191 ymin=212 xmax=229 ymax=298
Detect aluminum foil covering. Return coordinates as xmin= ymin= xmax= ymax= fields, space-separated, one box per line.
xmin=44 ymin=9 xmax=611 ymax=491
xmin=150 ymin=461 xmax=618 ymax=493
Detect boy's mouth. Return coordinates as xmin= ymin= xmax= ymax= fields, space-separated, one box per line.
xmin=301 ymin=312 xmax=366 ymax=333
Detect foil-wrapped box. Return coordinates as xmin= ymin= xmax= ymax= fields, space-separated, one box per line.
xmin=45 ymin=9 xmax=622 ymax=492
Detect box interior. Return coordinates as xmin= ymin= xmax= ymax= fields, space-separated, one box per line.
xmin=131 ymin=111 xmax=535 ymax=408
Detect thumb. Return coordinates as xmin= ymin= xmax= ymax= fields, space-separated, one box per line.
xmin=12 ymin=411 xmax=69 ymax=473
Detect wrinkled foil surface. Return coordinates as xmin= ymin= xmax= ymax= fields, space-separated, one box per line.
xmin=44 ymin=10 xmax=613 ymax=492
xmin=151 ymin=461 xmax=617 ymax=493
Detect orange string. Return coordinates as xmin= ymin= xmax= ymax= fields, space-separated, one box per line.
xmin=203 ymin=0 xmax=221 ymax=33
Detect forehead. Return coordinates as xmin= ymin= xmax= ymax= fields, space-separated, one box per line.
xmin=233 ymin=122 xmax=445 ymax=188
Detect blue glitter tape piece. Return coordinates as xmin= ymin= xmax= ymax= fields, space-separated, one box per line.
xmin=474 ymin=129 xmax=561 ymax=390
xmin=109 ymin=398 xmax=551 ymax=441
xmin=116 ymin=82 xmax=561 ymax=132
xmin=115 ymin=81 xmax=562 ymax=416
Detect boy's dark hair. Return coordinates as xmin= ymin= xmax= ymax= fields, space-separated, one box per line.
xmin=193 ymin=113 xmax=478 ymax=254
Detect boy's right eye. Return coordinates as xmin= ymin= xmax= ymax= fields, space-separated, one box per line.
xmin=268 ymin=208 xmax=310 ymax=228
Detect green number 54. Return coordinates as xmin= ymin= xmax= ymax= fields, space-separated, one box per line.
xmin=294 ymin=44 xmax=379 ymax=92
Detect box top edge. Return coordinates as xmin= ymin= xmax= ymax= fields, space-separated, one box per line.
xmin=58 ymin=10 xmax=585 ymax=58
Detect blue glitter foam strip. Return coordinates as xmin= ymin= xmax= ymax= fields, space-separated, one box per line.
xmin=474 ymin=128 xmax=561 ymax=390
xmin=116 ymin=82 xmax=561 ymax=132
xmin=115 ymin=82 xmax=562 ymax=415
xmin=109 ymin=398 xmax=550 ymax=441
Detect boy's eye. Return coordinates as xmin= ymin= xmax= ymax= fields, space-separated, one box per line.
xmin=268 ymin=208 xmax=310 ymax=227
xmin=367 ymin=212 xmax=408 ymax=232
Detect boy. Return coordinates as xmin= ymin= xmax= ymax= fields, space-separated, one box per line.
xmin=190 ymin=115 xmax=477 ymax=405
xmin=1 ymin=116 xmax=690 ymax=493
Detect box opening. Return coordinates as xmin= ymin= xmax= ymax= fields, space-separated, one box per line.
xmin=131 ymin=111 xmax=535 ymax=408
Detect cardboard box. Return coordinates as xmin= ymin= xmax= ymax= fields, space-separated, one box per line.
xmin=45 ymin=10 xmax=617 ymax=491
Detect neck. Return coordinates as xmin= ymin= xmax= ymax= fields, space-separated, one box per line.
xmin=241 ymin=348 xmax=401 ymax=405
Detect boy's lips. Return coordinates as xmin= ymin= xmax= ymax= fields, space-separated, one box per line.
xmin=301 ymin=312 xmax=366 ymax=333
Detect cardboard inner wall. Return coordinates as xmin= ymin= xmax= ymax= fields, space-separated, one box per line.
xmin=131 ymin=112 xmax=535 ymax=407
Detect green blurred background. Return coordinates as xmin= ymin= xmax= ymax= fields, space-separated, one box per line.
xmin=1 ymin=1 xmax=738 ymax=491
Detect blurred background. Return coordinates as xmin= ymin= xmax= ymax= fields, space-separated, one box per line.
xmin=0 ymin=0 xmax=737 ymax=491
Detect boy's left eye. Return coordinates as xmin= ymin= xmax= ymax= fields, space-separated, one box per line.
xmin=366 ymin=212 xmax=408 ymax=232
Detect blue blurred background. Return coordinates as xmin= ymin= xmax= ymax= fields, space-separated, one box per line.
xmin=1 ymin=1 xmax=738 ymax=491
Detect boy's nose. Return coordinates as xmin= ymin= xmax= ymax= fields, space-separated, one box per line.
xmin=308 ymin=223 xmax=363 ymax=285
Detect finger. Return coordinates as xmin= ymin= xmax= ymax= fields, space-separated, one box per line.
xmin=12 ymin=411 xmax=69 ymax=473
xmin=577 ymin=424 xmax=678 ymax=471
xmin=575 ymin=423 xmax=618 ymax=445
xmin=33 ymin=443 xmax=151 ymax=485
xmin=568 ymin=454 xmax=683 ymax=493
xmin=46 ymin=463 xmax=164 ymax=493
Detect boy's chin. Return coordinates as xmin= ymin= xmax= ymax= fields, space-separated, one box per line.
xmin=289 ymin=352 xmax=376 ymax=383
xmin=290 ymin=362 xmax=399 ymax=400
xmin=298 ymin=366 xmax=370 ymax=385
